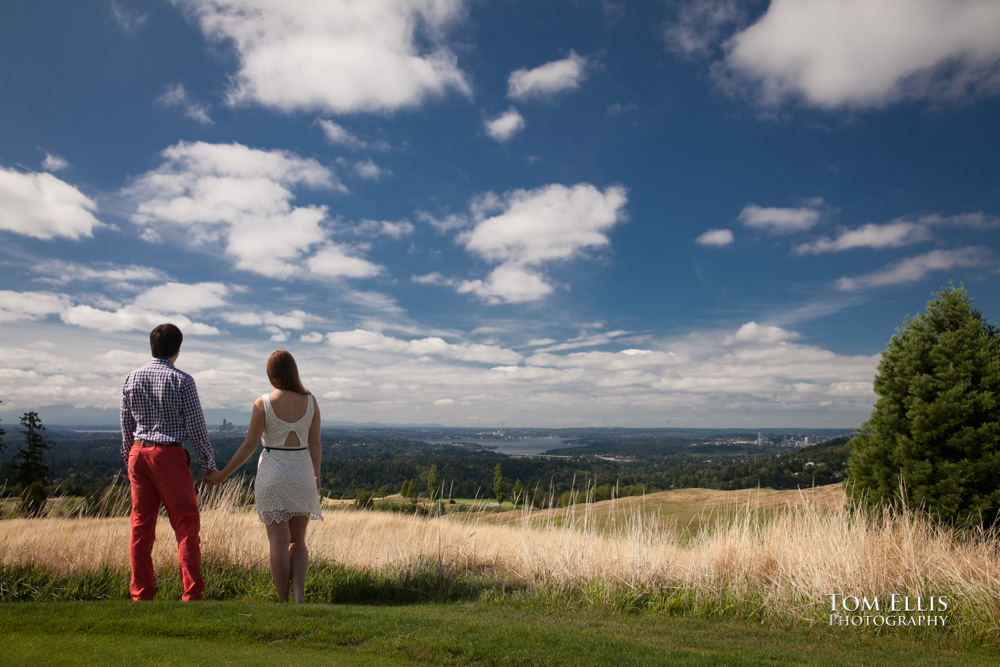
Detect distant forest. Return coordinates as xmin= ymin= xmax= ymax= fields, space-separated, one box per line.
xmin=0 ymin=428 xmax=851 ymax=505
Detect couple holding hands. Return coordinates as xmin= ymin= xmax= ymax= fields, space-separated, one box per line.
xmin=120 ymin=324 xmax=322 ymax=604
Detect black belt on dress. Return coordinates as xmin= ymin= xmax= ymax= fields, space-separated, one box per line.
xmin=136 ymin=440 xmax=182 ymax=447
xmin=263 ymin=446 xmax=308 ymax=451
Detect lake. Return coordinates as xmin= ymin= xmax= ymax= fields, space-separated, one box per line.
xmin=426 ymin=436 xmax=578 ymax=457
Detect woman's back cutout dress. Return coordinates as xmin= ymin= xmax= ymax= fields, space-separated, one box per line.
xmin=255 ymin=393 xmax=323 ymax=524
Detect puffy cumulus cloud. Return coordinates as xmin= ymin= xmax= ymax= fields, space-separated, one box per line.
xmin=156 ymin=83 xmax=213 ymax=124
xmin=457 ymin=265 xmax=553 ymax=305
xmin=723 ymin=321 xmax=800 ymax=346
xmin=61 ymin=305 xmax=221 ymax=335
xmin=837 ymin=246 xmax=993 ymax=291
xmin=719 ymin=0 xmax=1000 ymax=109
xmin=0 ymin=291 xmax=71 ymax=323
xmin=327 ymin=328 xmax=522 ymax=365
xmin=453 ymin=183 xmax=628 ymax=304
xmin=695 ymin=228 xmax=734 ymax=247
xmin=0 ymin=167 xmax=104 ymax=240
xmin=738 ymin=203 xmax=821 ymax=234
xmin=485 ymin=108 xmax=526 ymax=142
xmin=131 ymin=282 xmax=230 ymax=313
xmin=0 ymin=282 xmax=225 ymax=336
xmin=307 ymin=243 xmax=383 ymax=279
xmin=41 ymin=152 xmax=69 ymax=172
xmin=507 ymin=51 xmax=590 ymax=100
xmin=124 ymin=141 xmax=383 ymax=280
xmin=173 ymin=0 xmax=471 ymax=114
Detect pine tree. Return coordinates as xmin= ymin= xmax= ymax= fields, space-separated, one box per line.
xmin=847 ymin=286 xmax=1000 ymax=525
xmin=12 ymin=411 xmax=53 ymax=489
xmin=426 ymin=464 xmax=441 ymax=502
xmin=493 ymin=463 xmax=507 ymax=505
xmin=511 ymin=479 xmax=523 ymax=508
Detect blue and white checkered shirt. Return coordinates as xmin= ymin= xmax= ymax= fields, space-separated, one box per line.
xmin=120 ymin=358 xmax=216 ymax=470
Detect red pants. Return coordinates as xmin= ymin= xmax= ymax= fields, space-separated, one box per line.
xmin=127 ymin=445 xmax=204 ymax=601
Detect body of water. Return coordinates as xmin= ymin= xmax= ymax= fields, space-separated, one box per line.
xmin=427 ymin=437 xmax=576 ymax=457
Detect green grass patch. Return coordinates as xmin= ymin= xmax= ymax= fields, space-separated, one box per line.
xmin=0 ymin=599 xmax=997 ymax=666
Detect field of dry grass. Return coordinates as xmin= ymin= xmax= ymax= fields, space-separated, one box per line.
xmin=2 ymin=482 xmax=998 ymax=629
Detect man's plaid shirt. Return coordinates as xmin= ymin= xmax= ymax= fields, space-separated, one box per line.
xmin=120 ymin=358 xmax=216 ymax=470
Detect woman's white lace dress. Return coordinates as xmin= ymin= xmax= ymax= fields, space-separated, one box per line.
xmin=254 ymin=393 xmax=322 ymax=524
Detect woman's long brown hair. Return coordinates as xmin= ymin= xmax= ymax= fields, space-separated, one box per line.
xmin=266 ymin=349 xmax=309 ymax=394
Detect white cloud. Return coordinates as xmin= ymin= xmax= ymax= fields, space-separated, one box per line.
xmin=454 ymin=183 xmax=628 ymax=304
xmin=307 ymin=243 xmax=383 ymax=279
xmin=132 ymin=282 xmax=230 ymax=313
xmin=353 ymin=219 xmax=414 ymax=239
xmin=32 ymin=261 xmax=169 ymax=289
xmin=738 ymin=203 xmax=821 ymax=234
xmin=416 ymin=210 xmax=468 ymax=233
xmin=719 ymin=0 xmax=1000 ymax=109
xmin=485 ymin=108 xmax=526 ymax=142
xmin=327 ymin=328 xmax=522 ymax=365
xmin=300 ymin=331 xmax=324 ymax=343
xmin=695 ymin=228 xmax=734 ymax=246
xmin=41 ymin=152 xmax=69 ymax=172
xmin=125 ymin=141 xmax=363 ymax=279
xmin=222 ymin=309 xmax=307 ymax=329
xmin=316 ymin=119 xmax=367 ymax=149
xmin=837 ymin=246 xmax=993 ymax=290
xmin=0 ymin=167 xmax=104 ymax=240
xmin=156 ymin=83 xmax=213 ymax=124
xmin=663 ymin=0 xmax=742 ymax=59
xmin=353 ymin=158 xmax=392 ymax=180
xmin=462 ymin=184 xmax=627 ymax=265
xmin=173 ymin=0 xmax=472 ymax=114
xmin=723 ymin=321 xmax=800 ymax=346
xmin=412 ymin=272 xmax=454 ymax=286
xmin=794 ymin=220 xmax=929 ymax=254
xmin=507 ymin=51 xmax=589 ymax=100
xmin=111 ymin=0 xmax=148 ymax=34
xmin=0 ymin=291 xmax=71 ymax=323
xmin=457 ymin=265 xmax=554 ymax=305
xmin=61 ymin=305 xmax=220 ymax=335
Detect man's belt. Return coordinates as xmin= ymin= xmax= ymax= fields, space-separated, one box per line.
xmin=136 ymin=440 xmax=182 ymax=447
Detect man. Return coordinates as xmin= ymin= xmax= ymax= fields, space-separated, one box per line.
xmin=120 ymin=323 xmax=217 ymax=601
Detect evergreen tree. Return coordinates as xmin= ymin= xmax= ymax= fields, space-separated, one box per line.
xmin=426 ymin=464 xmax=441 ymax=501
xmin=493 ymin=463 xmax=507 ymax=505
xmin=847 ymin=286 xmax=1000 ymax=525
xmin=12 ymin=411 xmax=53 ymax=489
xmin=511 ymin=479 xmax=523 ymax=508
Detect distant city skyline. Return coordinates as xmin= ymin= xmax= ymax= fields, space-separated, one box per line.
xmin=2 ymin=1 xmax=999 ymax=429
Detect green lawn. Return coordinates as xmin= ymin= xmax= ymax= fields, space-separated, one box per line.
xmin=1 ymin=600 xmax=996 ymax=666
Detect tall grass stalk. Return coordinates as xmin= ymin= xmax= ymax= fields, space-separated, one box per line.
xmin=1 ymin=481 xmax=998 ymax=633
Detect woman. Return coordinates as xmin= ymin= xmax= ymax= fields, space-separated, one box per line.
xmin=208 ymin=350 xmax=322 ymax=603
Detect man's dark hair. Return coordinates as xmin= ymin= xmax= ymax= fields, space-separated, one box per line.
xmin=150 ymin=324 xmax=183 ymax=359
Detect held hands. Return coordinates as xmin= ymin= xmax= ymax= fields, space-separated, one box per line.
xmin=204 ymin=469 xmax=227 ymax=486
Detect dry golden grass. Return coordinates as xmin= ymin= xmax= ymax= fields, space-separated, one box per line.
xmin=2 ymin=482 xmax=998 ymax=623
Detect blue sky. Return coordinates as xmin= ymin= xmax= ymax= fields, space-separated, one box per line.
xmin=1 ymin=0 xmax=999 ymax=428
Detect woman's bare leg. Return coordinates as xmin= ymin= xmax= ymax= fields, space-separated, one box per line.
xmin=288 ymin=515 xmax=310 ymax=603
xmin=265 ymin=520 xmax=291 ymax=603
